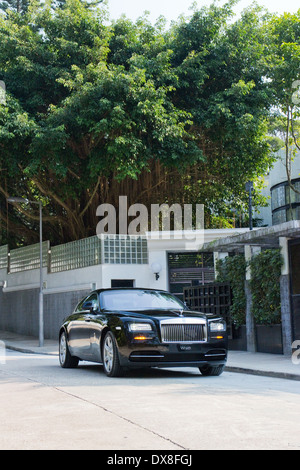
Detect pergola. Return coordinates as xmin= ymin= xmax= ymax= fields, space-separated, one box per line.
xmin=201 ymin=220 xmax=300 ymax=356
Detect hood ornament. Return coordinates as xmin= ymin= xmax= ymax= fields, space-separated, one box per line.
xmin=170 ymin=309 xmax=185 ymax=317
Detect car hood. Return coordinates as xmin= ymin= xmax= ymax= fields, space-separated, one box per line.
xmin=107 ymin=309 xmax=218 ymax=321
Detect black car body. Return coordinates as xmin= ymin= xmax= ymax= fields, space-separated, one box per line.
xmin=59 ymin=288 xmax=227 ymax=377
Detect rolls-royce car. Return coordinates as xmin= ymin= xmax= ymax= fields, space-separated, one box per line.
xmin=59 ymin=288 xmax=227 ymax=377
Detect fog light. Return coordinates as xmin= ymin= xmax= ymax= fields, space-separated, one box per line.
xmin=134 ymin=335 xmax=147 ymax=340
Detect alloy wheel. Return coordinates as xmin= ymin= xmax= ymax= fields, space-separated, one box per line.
xmin=103 ymin=334 xmax=114 ymax=373
xmin=59 ymin=333 xmax=67 ymax=365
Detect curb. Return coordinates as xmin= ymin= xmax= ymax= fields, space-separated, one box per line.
xmin=5 ymin=343 xmax=300 ymax=381
xmin=5 ymin=344 xmax=58 ymax=356
xmin=225 ymin=366 xmax=300 ymax=381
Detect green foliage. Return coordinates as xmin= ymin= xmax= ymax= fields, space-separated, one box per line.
xmin=216 ymin=249 xmax=283 ymax=327
xmin=216 ymin=255 xmax=246 ymax=326
xmin=267 ymin=11 xmax=300 ymax=110
xmin=266 ymin=11 xmax=300 ymax=195
xmin=0 ymin=0 xmax=29 ymax=14
xmin=249 ymin=249 xmax=283 ymax=325
xmin=0 ymin=0 xmax=204 ymax=243
xmin=0 ymin=1 xmax=298 ymax=244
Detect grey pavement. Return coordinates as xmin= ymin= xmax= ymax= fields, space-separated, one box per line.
xmin=1 ymin=329 xmax=300 ymax=381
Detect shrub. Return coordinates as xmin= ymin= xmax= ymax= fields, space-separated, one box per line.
xmin=216 ymin=255 xmax=247 ymax=327
xmin=249 ymin=249 xmax=283 ymax=325
xmin=216 ymin=248 xmax=283 ymax=326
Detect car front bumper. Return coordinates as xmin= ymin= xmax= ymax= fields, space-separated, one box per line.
xmin=118 ymin=339 xmax=227 ymax=369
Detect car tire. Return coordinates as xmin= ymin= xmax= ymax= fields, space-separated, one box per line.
xmin=102 ymin=331 xmax=125 ymax=377
xmin=199 ymin=364 xmax=225 ymax=376
xmin=59 ymin=331 xmax=79 ymax=369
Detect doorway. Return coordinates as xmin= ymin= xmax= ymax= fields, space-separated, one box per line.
xmin=111 ymin=279 xmax=135 ymax=288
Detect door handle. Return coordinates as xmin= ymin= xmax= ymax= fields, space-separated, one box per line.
xmin=85 ymin=317 xmax=91 ymax=322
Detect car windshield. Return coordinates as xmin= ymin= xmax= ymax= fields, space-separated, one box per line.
xmin=101 ymin=290 xmax=186 ymax=311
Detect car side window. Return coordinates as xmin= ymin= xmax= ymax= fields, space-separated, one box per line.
xmin=75 ymin=293 xmax=99 ymax=312
xmin=75 ymin=296 xmax=89 ymax=312
xmin=86 ymin=294 xmax=99 ymax=310
xmin=83 ymin=293 xmax=100 ymax=311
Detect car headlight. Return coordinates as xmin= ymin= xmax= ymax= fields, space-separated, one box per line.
xmin=128 ymin=323 xmax=153 ymax=332
xmin=209 ymin=321 xmax=226 ymax=332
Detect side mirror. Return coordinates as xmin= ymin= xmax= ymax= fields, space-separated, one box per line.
xmin=82 ymin=300 xmax=98 ymax=313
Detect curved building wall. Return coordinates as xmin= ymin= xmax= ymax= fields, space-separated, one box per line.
xmin=271 ymin=179 xmax=300 ymax=225
xmin=255 ymin=149 xmax=300 ymax=226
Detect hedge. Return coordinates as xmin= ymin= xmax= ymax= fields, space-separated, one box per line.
xmin=216 ymin=249 xmax=283 ymax=326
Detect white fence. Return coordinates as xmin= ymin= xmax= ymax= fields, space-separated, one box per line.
xmin=0 ymin=245 xmax=8 ymax=270
xmin=9 ymin=242 xmax=49 ymax=274
xmin=50 ymin=236 xmax=102 ymax=272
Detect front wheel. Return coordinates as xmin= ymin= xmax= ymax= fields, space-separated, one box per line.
xmin=59 ymin=331 xmax=79 ymax=369
xmin=102 ymin=331 xmax=125 ymax=377
xmin=199 ymin=364 xmax=225 ymax=376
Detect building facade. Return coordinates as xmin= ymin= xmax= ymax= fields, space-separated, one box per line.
xmin=0 ymin=229 xmax=248 ymax=340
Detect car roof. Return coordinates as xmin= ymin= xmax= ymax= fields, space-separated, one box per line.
xmin=94 ymin=287 xmax=166 ymax=294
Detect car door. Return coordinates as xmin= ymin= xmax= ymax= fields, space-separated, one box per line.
xmin=68 ymin=294 xmax=98 ymax=360
xmin=87 ymin=295 xmax=107 ymax=362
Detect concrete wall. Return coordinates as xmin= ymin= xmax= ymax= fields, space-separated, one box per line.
xmin=0 ymin=286 xmax=90 ymax=340
xmin=0 ymin=286 xmax=39 ymax=337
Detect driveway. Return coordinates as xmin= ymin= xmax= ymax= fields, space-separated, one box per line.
xmin=1 ymin=349 xmax=300 ymax=450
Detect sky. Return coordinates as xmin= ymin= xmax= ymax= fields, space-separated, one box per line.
xmin=106 ymin=0 xmax=299 ymax=24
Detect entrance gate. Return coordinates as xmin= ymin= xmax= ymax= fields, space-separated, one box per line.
xmin=168 ymin=252 xmax=214 ymax=302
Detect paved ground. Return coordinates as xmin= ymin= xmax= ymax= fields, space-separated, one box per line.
xmin=1 ymin=348 xmax=300 ymax=450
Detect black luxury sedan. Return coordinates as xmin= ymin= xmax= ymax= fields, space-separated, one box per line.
xmin=59 ymin=288 xmax=227 ymax=377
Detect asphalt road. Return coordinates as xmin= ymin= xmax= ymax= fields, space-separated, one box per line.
xmin=1 ymin=349 xmax=300 ymax=450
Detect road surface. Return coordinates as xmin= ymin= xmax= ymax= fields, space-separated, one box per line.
xmin=0 ymin=349 xmax=300 ymax=450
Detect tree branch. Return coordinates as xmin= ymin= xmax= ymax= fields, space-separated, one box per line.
xmin=79 ymin=176 xmax=101 ymax=218
xmin=286 ymin=106 xmax=300 ymax=195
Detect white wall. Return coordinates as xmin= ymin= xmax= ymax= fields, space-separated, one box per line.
xmin=0 ymin=229 xmax=249 ymax=294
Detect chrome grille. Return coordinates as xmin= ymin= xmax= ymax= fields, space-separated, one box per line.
xmin=160 ymin=320 xmax=207 ymax=343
